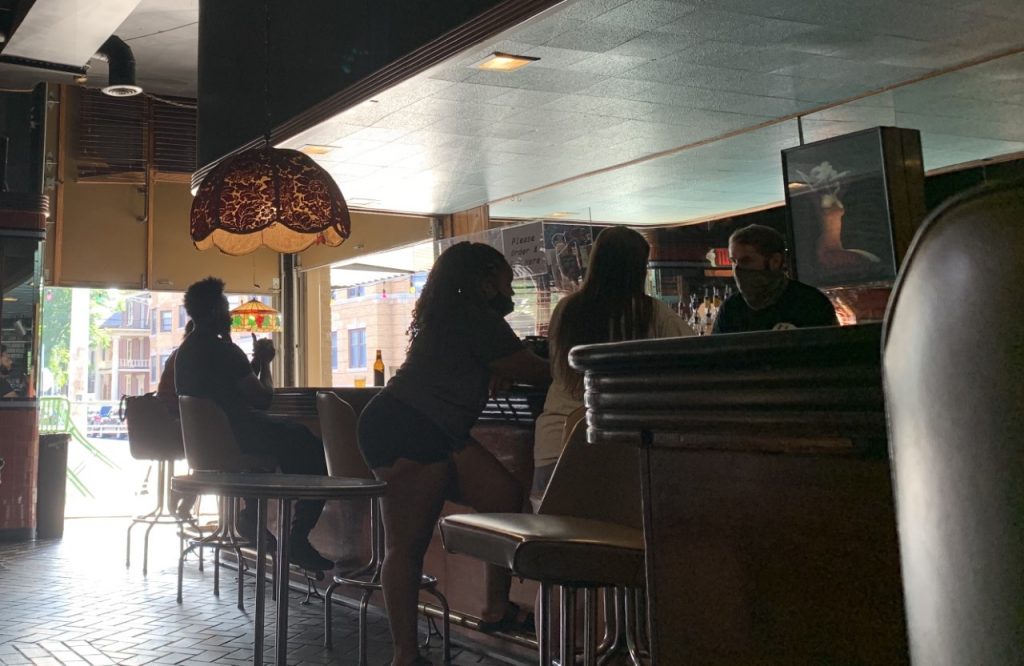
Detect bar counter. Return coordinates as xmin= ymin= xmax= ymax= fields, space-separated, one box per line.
xmin=570 ymin=323 xmax=908 ymax=664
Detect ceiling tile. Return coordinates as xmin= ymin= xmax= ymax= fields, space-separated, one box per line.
xmin=278 ymin=0 xmax=1024 ymax=218
xmin=592 ymin=0 xmax=697 ymax=31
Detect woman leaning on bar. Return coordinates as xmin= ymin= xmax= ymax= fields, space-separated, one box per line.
xmin=532 ymin=226 xmax=695 ymax=500
xmin=357 ymin=241 xmax=550 ymax=666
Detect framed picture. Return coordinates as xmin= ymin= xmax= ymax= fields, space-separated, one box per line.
xmin=781 ymin=126 xmax=925 ymax=289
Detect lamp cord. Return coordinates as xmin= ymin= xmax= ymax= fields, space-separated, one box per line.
xmin=263 ymin=0 xmax=272 ymax=147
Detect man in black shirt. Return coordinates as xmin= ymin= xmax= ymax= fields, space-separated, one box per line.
xmin=713 ymin=224 xmax=838 ymax=333
xmin=175 ymin=277 xmax=332 ymax=571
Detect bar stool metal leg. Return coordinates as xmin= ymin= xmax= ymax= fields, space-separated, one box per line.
xmin=597 ymin=587 xmax=614 ymax=655
xmin=583 ymin=588 xmax=597 ymax=666
xmin=323 ymin=581 xmax=339 ymax=649
xmin=423 ymin=585 xmax=452 ymax=664
xmin=539 ymin=583 xmax=553 ymax=666
xmin=597 ymin=588 xmax=628 ymax=666
xmin=358 ymin=587 xmax=373 ymax=666
xmin=561 ymin=587 xmax=577 ymax=666
xmin=624 ymin=587 xmax=643 ymax=666
xmin=253 ymin=498 xmax=268 ymax=666
xmin=275 ymin=498 xmax=293 ymax=666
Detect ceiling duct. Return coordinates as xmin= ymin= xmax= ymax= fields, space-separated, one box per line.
xmin=92 ymin=35 xmax=141 ymax=97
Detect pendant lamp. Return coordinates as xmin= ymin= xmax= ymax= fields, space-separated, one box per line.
xmin=190 ymin=148 xmax=350 ymax=255
xmin=188 ymin=1 xmax=350 ymax=256
xmin=229 ymin=298 xmax=282 ymax=334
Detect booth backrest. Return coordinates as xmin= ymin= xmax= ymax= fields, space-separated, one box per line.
xmin=883 ymin=179 xmax=1024 ymax=665
xmin=539 ymin=406 xmax=641 ymax=529
xmin=178 ymin=395 xmax=270 ymax=472
xmin=316 ymin=391 xmax=372 ymax=480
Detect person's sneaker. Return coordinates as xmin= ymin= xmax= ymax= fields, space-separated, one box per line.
xmin=289 ymin=537 xmax=333 ymax=571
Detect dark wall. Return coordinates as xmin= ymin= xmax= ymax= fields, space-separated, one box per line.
xmin=197 ymin=0 xmax=508 ymax=168
xmin=924 ymin=158 xmax=1024 ymax=211
xmin=0 ymin=84 xmax=44 ymax=193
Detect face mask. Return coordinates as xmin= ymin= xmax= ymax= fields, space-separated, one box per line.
xmin=733 ymin=267 xmax=788 ymax=311
xmin=488 ymin=293 xmax=515 ymax=317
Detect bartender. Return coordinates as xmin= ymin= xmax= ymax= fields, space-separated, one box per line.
xmin=713 ymin=224 xmax=838 ymax=333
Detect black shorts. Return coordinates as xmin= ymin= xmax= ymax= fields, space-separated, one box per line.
xmin=357 ymin=391 xmax=460 ymax=469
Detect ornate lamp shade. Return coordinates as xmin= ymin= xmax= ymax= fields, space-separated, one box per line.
xmin=229 ymin=299 xmax=282 ymax=334
xmin=190 ymin=147 xmax=351 ymax=255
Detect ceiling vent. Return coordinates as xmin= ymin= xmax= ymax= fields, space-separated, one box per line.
xmin=93 ymin=35 xmax=142 ymax=97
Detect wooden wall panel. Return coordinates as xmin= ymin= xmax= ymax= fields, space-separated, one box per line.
xmin=149 ymin=181 xmax=278 ymax=295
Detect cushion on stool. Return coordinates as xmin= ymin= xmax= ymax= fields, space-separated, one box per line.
xmin=439 ymin=513 xmax=644 ymax=587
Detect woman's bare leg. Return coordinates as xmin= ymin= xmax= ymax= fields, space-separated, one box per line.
xmin=375 ymin=458 xmax=452 ymax=666
xmin=451 ymin=440 xmax=525 ymax=623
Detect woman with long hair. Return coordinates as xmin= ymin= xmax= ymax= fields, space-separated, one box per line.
xmin=533 ymin=226 xmax=693 ymax=497
xmin=358 ymin=241 xmax=550 ymax=666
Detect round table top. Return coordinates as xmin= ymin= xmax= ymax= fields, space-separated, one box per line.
xmin=171 ymin=472 xmax=385 ymax=499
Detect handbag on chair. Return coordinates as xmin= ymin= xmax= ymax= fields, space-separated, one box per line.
xmin=120 ymin=393 xmax=185 ymax=461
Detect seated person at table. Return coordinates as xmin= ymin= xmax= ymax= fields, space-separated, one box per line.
xmin=358 ymin=242 xmax=550 ymax=666
xmin=713 ymin=224 xmax=838 ymax=334
xmin=157 ymin=319 xmax=193 ymax=416
xmin=533 ymin=226 xmax=694 ymax=499
xmin=175 ymin=277 xmax=332 ymax=571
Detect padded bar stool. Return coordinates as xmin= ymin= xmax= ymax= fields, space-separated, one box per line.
xmin=440 ymin=411 xmax=646 ymax=666
xmin=316 ymin=391 xmax=451 ymax=665
xmin=122 ymin=393 xmax=199 ymax=576
xmin=178 ymin=395 xmax=276 ymax=610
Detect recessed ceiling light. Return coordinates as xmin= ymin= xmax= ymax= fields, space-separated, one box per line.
xmin=475 ymin=52 xmax=540 ymax=72
xmin=300 ymin=145 xmax=334 ymax=156
xmin=547 ymin=211 xmax=580 ymax=218
xmin=2 ymin=297 xmax=16 ymax=302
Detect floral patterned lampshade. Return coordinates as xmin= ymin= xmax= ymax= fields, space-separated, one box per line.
xmin=229 ymin=298 xmax=281 ymax=334
xmin=190 ymin=147 xmax=351 ymax=255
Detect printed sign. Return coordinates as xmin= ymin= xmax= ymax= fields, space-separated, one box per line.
xmin=502 ymin=221 xmax=547 ymax=277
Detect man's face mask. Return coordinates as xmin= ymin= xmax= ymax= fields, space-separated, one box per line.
xmin=733 ymin=266 xmax=788 ymax=311
xmin=488 ymin=293 xmax=515 ymax=317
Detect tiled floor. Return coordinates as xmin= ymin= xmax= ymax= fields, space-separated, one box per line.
xmin=0 ymin=519 xmax=520 ymax=666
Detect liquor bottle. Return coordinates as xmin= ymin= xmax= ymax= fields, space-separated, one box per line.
xmin=373 ymin=350 xmax=385 ymax=386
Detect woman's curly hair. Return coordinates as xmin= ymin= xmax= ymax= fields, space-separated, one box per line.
xmin=408 ymin=242 xmax=509 ymax=342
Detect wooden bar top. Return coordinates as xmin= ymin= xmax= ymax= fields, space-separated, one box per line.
xmin=571 ymin=323 xmax=886 ymax=451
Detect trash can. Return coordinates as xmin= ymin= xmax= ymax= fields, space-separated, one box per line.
xmin=37 ymin=433 xmax=69 ymax=539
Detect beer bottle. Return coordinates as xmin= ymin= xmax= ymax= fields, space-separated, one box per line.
xmin=373 ymin=350 xmax=385 ymax=386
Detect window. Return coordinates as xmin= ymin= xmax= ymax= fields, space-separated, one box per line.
xmin=330 ymin=332 xmax=338 ymax=370
xmin=160 ymin=310 xmax=172 ymax=332
xmin=348 ymin=328 xmax=366 ymax=369
xmin=346 ymin=285 xmax=365 ymax=299
xmin=151 ymin=310 xmax=157 ymax=333
xmin=151 ymin=355 xmax=158 ymax=382
xmin=178 ymin=305 xmax=187 ymax=327
xmin=159 ymin=353 xmax=170 ymax=374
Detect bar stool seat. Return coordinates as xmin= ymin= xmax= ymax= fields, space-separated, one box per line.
xmin=439 ymin=514 xmax=643 ymax=587
xmin=440 ymin=409 xmax=649 ymax=666
xmin=178 ymin=395 xmax=277 ymax=610
xmin=121 ymin=393 xmax=198 ymax=576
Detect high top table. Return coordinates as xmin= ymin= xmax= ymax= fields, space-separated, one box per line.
xmin=172 ymin=472 xmax=386 ymax=665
